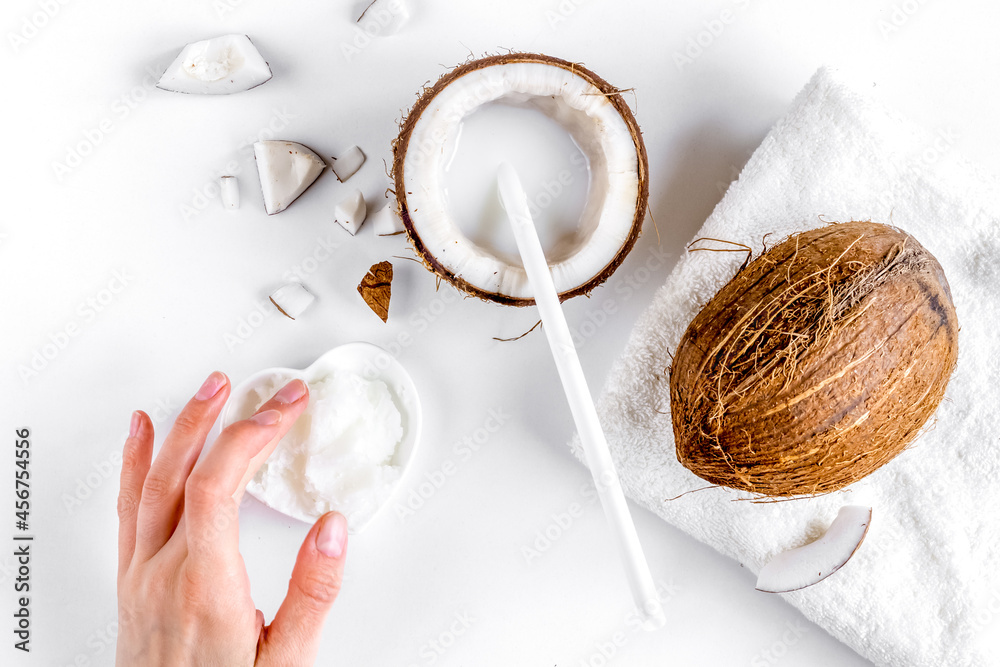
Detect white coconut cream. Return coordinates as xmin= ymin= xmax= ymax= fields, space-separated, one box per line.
xmin=246 ymin=370 xmax=403 ymax=528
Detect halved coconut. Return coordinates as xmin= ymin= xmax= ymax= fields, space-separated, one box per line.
xmin=253 ymin=141 xmax=326 ymax=215
xmin=392 ymin=54 xmax=648 ymax=306
xmin=756 ymin=506 xmax=872 ymax=593
xmin=157 ymin=34 xmax=272 ymax=95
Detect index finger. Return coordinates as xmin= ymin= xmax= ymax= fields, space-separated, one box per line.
xmin=183 ymin=380 xmax=309 ymax=559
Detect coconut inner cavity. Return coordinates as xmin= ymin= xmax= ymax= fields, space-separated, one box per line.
xmin=443 ymin=99 xmax=592 ymax=266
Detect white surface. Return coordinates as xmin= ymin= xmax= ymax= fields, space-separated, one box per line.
xmin=576 ymin=67 xmax=1000 ymax=667
xmin=1 ymin=1 xmax=998 ymax=665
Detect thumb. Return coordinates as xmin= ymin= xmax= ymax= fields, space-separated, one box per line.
xmin=260 ymin=512 xmax=348 ymax=664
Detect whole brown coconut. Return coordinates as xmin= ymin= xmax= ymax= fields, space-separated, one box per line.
xmin=669 ymin=221 xmax=959 ymax=496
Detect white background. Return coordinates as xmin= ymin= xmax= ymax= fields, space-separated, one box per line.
xmin=2 ymin=0 xmax=998 ymax=665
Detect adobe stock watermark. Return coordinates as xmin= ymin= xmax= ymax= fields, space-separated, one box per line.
xmin=521 ymin=479 xmax=599 ymax=564
xmin=674 ymin=0 xmax=753 ymax=71
xmin=970 ymin=587 xmax=1000 ymax=654
xmin=877 ymin=0 xmax=931 ymax=40
xmin=574 ymin=578 xmax=680 ymax=667
xmin=405 ymin=610 xmax=476 ymax=667
xmin=526 ymin=150 xmax=588 ymax=219
xmin=341 ymin=0 xmax=409 ymax=61
xmin=179 ymin=107 xmax=298 ymax=221
xmin=393 ymin=407 xmax=510 ymax=522
xmin=570 ymin=244 xmax=672 ymax=350
xmin=17 ymin=268 xmax=134 ymax=385
xmin=373 ymin=280 xmax=463 ymax=363
xmin=223 ymin=232 xmax=342 ymax=352
xmin=60 ymin=614 xmax=120 ymax=666
xmin=7 ymin=0 xmax=72 ymax=53
xmin=875 ymin=126 xmax=959 ymax=214
xmin=212 ymin=0 xmax=249 ymax=19
xmin=51 ymin=65 xmax=165 ymax=182
xmin=404 ymin=75 xmax=518 ymax=169
xmin=749 ymin=620 xmax=809 ymax=666
xmin=544 ymin=0 xmax=592 ymax=31
xmin=61 ymin=396 xmax=178 ymax=515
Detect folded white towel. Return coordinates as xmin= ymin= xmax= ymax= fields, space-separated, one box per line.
xmin=573 ymin=67 xmax=1000 ymax=666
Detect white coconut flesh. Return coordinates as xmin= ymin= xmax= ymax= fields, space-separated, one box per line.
xmin=220 ymin=175 xmax=239 ymax=210
xmin=253 ymin=141 xmax=326 ymax=215
xmin=332 ymin=145 xmax=366 ymax=182
xmin=399 ymin=60 xmax=642 ymax=302
xmin=334 ymin=188 xmax=367 ymax=235
xmin=269 ymin=282 xmax=315 ymax=319
xmin=157 ymin=34 xmax=272 ymax=95
xmin=756 ymin=505 xmax=873 ymax=594
xmin=371 ymin=201 xmax=405 ymax=236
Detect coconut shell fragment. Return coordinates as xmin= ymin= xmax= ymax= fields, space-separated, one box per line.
xmin=358 ymin=261 xmax=393 ymax=322
xmin=669 ymin=221 xmax=959 ymax=496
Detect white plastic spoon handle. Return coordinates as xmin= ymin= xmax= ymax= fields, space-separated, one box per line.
xmin=497 ymin=162 xmax=665 ymax=628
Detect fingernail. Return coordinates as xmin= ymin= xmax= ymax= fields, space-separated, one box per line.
xmin=273 ymin=379 xmax=308 ymax=404
xmin=195 ymin=371 xmax=228 ymax=401
xmin=129 ymin=411 xmax=141 ymax=438
xmin=317 ymin=513 xmax=347 ymax=558
xmin=250 ymin=409 xmax=282 ymax=426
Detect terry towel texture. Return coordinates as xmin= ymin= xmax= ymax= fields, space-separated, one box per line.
xmin=573 ymin=67 xmax=1000 ymax=666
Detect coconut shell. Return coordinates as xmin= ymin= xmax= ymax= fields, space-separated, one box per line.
xmin=669 ymin=221 xmax=959 ymax=496
xmin=392 ymin=53 xmax=648 ymax=307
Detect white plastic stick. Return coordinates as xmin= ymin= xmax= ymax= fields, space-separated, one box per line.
xmin=497 ymin=162 xmax=665 ymax=628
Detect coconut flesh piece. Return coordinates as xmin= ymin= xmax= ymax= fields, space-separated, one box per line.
xmin=334 ymin=188 xmax=367 ymax=235
xmin=371 ymin=200 xmax=405 ymax=236
xmin=269 ymin=283 xmax=315 ymax=320
xmin=756 ymin=506 xmax=872 ymax=594
xmin=253 ymin=141 xmax=326 ymax=215
xmin=157 ymin=34 xmax=272 ymax=95
xmin=394 ymin=54 xmax=647 ymax=305
xmin=331 ymin=145 xmax=366 ymax=182
xmin=220 ymin=175 xmax=239 ymax=210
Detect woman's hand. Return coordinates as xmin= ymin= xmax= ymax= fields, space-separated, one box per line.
xmin=116 ymin=371 xmax=348 ymax=666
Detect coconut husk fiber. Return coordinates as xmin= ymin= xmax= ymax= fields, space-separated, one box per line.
xmin=669 ymin=221 xmax=959 ymax=496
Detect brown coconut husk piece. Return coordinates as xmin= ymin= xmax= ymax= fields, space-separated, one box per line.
xmin=669 ymin=221 xmax=959 ymax=497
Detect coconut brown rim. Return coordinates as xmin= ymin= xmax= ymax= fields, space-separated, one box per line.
xmin=391 ymin=53 xmax=649 ymax=307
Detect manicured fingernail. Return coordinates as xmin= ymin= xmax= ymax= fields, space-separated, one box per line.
xmin=129 ymin=411 xmax=141 ymax=438
xmin=274 ymin=379 xmax=308 ymax=404
xmin=317 ymin=513 xmax=347 ymax=558
xmin=251 ymin=409 xmax=282 ymax=426
xmin=195 ymin=371 xmax=228 ymax=401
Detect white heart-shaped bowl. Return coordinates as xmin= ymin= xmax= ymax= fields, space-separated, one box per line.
xmin=220 ymin=342 xmax=422 ymax=533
